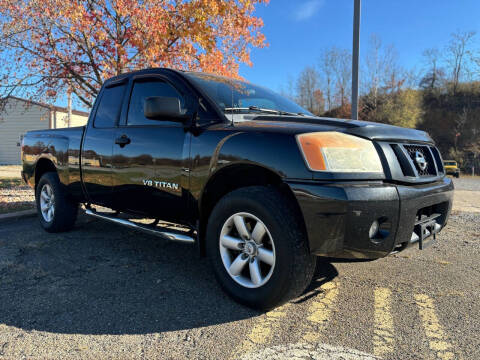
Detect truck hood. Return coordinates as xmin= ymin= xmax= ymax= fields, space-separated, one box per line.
xmin=232 ymin=115 xmax=433 ymax=144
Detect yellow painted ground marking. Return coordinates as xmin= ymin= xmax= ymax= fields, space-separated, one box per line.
xmin=303 ymin=281 xmax=339 ymax=342
xmin=414 ymin=294 xmax=456 ymax=360
xmin=231 ymin=303 xmax=291 ymax=359
xmin=373 ymin=287 xmax=395 ymax=357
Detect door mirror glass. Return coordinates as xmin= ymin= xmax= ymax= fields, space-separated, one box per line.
xmin=144 ymin=96 xmax=188 ymax=122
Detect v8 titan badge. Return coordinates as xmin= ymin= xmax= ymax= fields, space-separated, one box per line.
xmin=143 ymin=179 xmax=180 ymax=191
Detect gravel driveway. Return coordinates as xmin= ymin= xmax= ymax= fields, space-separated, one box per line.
xmin=452 ymin=176 xmax=480 ymax=191
xmin=0 ymin=179 xmax=479 ymax=359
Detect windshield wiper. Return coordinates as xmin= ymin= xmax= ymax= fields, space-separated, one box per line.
xmin=224 ymin=106 xmax=302 ymax=116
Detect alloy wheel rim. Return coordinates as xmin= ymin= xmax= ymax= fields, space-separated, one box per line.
xmin=219 ymin=212 xmax=276 ymax=288
xmin=40 ymin=183 xmax=55 ymax=222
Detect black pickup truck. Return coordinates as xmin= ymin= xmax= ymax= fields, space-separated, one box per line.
xmin=22 ymin=68 xmax=453 ymax=309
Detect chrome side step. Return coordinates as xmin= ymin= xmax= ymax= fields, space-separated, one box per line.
xmin=85 ymin=208 xmax=195 ymax=244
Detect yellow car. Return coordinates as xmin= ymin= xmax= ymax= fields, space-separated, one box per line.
xmin=443 ymin=160 xmax=460 ymax=178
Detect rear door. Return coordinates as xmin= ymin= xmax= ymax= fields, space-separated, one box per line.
xmin=111 ymin=74 xmax=191 ymax=223
xmin=81 ymin=80 xmax=127 ymax=207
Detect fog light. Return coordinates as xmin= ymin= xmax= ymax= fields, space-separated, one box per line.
xmin=369 ymin=220 xmax=380 ymax=239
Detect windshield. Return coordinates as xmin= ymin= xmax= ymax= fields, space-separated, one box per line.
xmin=444 ymin=161 xmax=457 ymax=166
xmin=184 ymin=72 xmax=313 ymax=117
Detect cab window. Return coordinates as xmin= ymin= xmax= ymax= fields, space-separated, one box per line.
xmin=94 ymin=83 xmax=126 ymax=128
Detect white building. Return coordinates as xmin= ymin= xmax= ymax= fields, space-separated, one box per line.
xmin=0 ymin=96 xmax=89 ymax=164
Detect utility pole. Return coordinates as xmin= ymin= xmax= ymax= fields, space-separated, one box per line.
xmin=351 ymin=0 xmax=361 ymax=120
xmin=67 ymin=85 xmax=72 ymax=128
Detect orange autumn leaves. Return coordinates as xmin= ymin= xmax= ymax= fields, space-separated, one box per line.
xmin=0 ymin=0 xmax=268 ymax=107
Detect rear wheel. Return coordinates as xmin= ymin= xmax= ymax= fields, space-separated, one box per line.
xmin=35 ymin=172 xmax=78 ymax=232
xmin=206 ymin=186 xmax=316 ymax=310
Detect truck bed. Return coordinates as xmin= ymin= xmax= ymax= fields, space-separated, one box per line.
xmin=22 ymin=126 xmax=86 ymax=198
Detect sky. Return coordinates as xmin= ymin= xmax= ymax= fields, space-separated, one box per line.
xmin=57 ymin=0 xmax=480 ymax=110
xmin=239 ymin=0 xmax=480 ymax=92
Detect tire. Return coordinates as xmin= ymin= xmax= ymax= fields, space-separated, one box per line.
xmin=206 ymin=186 xmax=316 ymax=310
xmin=455 ymin=173 xmax=460 ymax=178
xmin=35 ymin=172 xmax=78 ymax=232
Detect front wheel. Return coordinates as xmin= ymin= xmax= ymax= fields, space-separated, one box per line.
xmin=36 ymin=172 xmax=78 ymax=232
xmin=206 ymin=186 xmax=316 ymax=310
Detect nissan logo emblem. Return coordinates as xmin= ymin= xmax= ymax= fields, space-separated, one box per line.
xmin=415 ymin=151 xmax=428 ymax=171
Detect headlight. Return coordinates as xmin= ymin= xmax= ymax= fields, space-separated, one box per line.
xmin=296 ymin=132 xmax=383 ymax=173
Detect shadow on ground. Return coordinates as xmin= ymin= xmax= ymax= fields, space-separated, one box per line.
xmin=0 ymin=216 xmax=338 ymax=335
xmin=293 ymin=260 xmax=339 ymax=304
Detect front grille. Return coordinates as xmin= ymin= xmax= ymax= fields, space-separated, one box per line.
xmin=403 ymin=145 xmax=437 ymax=176
xmin=430 ymin=147 xmax=444 ymax=174
xmin=388 ymin=143 xmax=444 ymax=179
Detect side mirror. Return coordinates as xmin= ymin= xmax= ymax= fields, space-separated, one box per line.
xmin=144 ymin=96 xmax=189 ymax=122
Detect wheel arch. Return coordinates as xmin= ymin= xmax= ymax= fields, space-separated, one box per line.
xmin=34 ymin=157 xmax=57 ymax=190
xmin=197 ymin=163 xmax=307 ymax=256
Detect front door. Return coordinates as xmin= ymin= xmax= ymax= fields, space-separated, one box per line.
xmin=81 ymin=80 xmax=127 ymax=207
xmin=111 ymin=76 xmax=190 ymax=223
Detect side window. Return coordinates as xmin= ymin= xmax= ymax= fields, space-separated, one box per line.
xmin=196 ymin=98 xmax=219 ymax=125
xmin=127 ymin=79 xmax=185 ymax=126
xmin=94 ymin=83 xmax=126 ymax=128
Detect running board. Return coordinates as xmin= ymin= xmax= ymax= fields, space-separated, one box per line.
xmin=85 ymin=208 xmax=195 ymax=244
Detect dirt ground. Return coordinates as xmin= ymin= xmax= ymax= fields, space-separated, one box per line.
xmin=0 ymin=165 xmax=34 ymax=214
xmin=0 ymin=165 xmax=22 ymax=179
xmin=451 ymin=177 xmax=480 ymax=214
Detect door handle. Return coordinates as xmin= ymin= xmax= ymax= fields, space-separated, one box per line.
xmin=115 ymin=135 xmax=131 ymax=147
